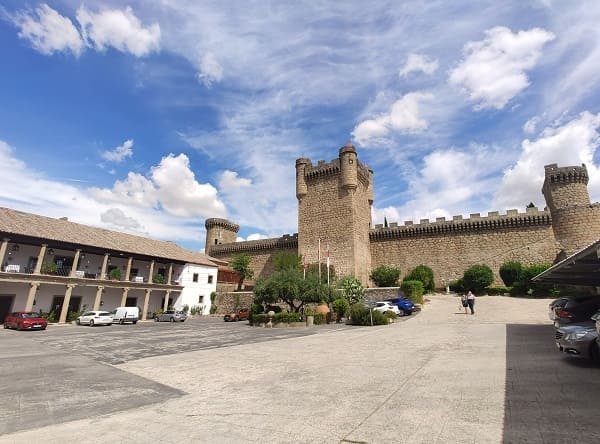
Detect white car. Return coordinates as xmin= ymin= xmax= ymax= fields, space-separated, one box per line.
xmin=76 ymin=311 xmax=114 ymax=326
xmin=372 ymin=301 xmax=401 ymax=315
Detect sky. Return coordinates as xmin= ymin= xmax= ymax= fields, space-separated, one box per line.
xmin=1 ymin=1 xmax=600 ymax=253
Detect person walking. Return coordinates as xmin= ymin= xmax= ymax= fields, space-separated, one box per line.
xmin=467 ymin=290 xmax=476 ymax=315
xmin=460 ymin=293 xmax=469 ymax=314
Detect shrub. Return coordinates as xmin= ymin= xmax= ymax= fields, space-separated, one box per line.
xmin=182 ymin=304 xmax=190 ymax=314
xmin=40 ymin=263 xmax=58 ymax=274
xmin=210 ymin=304 xmax=217 ymax=314
xmin=384 ymin=311 xmax=397 ymax=321
xmin=486 ymin=286 xmax=509 ymax=296
xmin=509 ymin=263 xmax=552 ymax=297
xmin=332 ymin=297 xmax=350 ymax=321
xmin=401 ymin=280 xmax=424 ymax=304
xmin=40 ymin=311 xmax=56 ymax=323
xmin=252 ymin=314 xmax=268 ymax=324
xmin=153 ymin=273 xmax=164 ymax=283
xmin=190 ymin=305 xmax=203 ymax=315
xmin=348 ymin=303 xmax=388 ymax=326
xmin=449 ymin=278 xmax=464 ymax=293
xmin=338 ymin=276 xmax=365 ymax=305
xmin=404 ymin=265 xmax=435 ymax=292
xmin=462 ymin=264 xmax=494 ymax=294
xmin=369 ymin=265 xmax=400 ymax=287
xmin=273 ymin=312 xmax=302 ymax=323
xmin=109 ymin=268 xmax=122 ymax=280
xmin=304 ymin=310 xmax=326 ymax=325
xmin=499 ymin=261 xmax=523 ymax=287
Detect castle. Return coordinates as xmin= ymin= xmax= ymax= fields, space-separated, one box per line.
xmin=205 ymin=142 xmax=600 ymax=288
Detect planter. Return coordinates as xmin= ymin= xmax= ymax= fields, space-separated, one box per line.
xmin=315 ymin=303 xmax=330 ymax=315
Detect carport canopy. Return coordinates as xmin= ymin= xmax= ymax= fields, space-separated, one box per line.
xmin=533 ymin=239 xmax=600 ymax=286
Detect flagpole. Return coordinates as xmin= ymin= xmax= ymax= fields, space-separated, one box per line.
xmin=318 ymin=238 xmax=321 ymax=284
xmin=326 ymin=244 xmax=330 ymax=286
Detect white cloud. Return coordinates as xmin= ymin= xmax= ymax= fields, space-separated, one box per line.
xmin=237 ymin=233 xmax=270 ymax=242
xmin=12 ymin=4 xmax=84 ymax=56
xmin=353 ymin=92 xmax=433 ymax=146
xmin=76 ymin=5 xmax=160 ymax=57
xmin=219 ymin=170 xmax=252 ymax=193
xmin=399 ymin=53 xmax=439 ymax=77
xmin=449 ymin=26 xmax=555 ymax=110
xmin=523 ymin=116 xmax=540 ymax=134
xmin=494 ymin=111 xmax=600 ymax=210
xmin=197 ymin=52 xmax=224 ymax=87
xmin=100 ymin=208 xmax=141 ymax=230
xmin=101 ymin=139 xmax=134 ymax=163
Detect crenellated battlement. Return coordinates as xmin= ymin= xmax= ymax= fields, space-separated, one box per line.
xmin=205 ymin=218 xmax=240 ymax=233
xmin=370 ymin=207 xmax=551 ymax=240
xmin=301 ymin=157 xmax=371 ymax=184
xmin=209 ymin=233 xmax=298 ymax=255
xmin=543 ymin=163 xmax=588 ymax=185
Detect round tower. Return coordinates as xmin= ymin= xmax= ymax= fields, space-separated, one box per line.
xmin=295 ymin=157 xmax=310 ymax=200
xmin=339 ymin=141 xmax=358 ymax=190
xmin=204 ymin=218 xmax=239 ymax=255
xmin=542 ymin=163 xmax=600 ymax=256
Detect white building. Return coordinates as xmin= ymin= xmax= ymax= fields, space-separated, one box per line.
xmin=0 ymin=207 xmax=224 ymax=323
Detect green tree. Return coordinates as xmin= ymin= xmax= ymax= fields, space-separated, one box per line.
xmin=273 ymin=252 xmax=302 ymax=272
xmin=332 ymin=297 xmax=350 ymax=321
xmin=499 ymin=261 xmax=523 ymax=287
xmin=231 ymin=253 xmax=254 ymax=291
xmin=370 ymin=265 xmax=400 ymax=287
xmin=401 ymin=280 xmax=424 ymax=304
xmin=253 ymin=268 xmax=334 ymax=313
xmin=462 ymin=264 xmax=494 ymax=294
xmin=404 ymin=265 xmax=435 ymax=292
xmin=338 ymin=276 xmax=365 ymax=305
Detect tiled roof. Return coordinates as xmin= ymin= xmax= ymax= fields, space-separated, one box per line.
xmin=0 ymin=207 xmax=222 ymax=267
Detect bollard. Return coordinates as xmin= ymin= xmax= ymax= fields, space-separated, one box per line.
xmin=306 ymin=315 xmax=314 ymax=327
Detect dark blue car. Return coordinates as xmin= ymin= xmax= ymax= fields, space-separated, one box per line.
xmin=385 ymin=297 xmax=414 ymax=316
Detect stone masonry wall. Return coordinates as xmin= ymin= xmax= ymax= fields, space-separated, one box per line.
xmin=370 ymin=216 xmax=558 ymax=287
xmin=214 ymin=291 xmax=254 ymax=315
xmin=550 ymin=204 xmax=600 ymax=256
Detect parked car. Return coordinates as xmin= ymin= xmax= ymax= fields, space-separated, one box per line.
xmin=3 ymin=312 xmax=47 ymax=330
xmin=76 ymin=311 xmax=113 ymax=326
xmin=592 ymin=310 xmax=600 ymax=350
xmin=548 ymin=297 xmax=569 ymax=321
xmin=224 ymin=308 xmax=250 ymax=322
xmin=555 ymin=322 xmax=599 ymax=361
xmin=154 ymin=310 xmax=187 ymax=322
xmin=385 ymin=297 xmax=415 ymax=316
xmin=110 ymin=307 xmax=139 ymax=324
xmin=552 ymin=296 xmax=600 ymax=327
xmin=373 ymin=301 xmax=401 ymax=316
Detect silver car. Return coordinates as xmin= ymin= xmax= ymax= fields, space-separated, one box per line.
xmin=154 ymin=310 xmax=187 ymax=322
xmin=555 ymin=322 xmax=599 ymax=360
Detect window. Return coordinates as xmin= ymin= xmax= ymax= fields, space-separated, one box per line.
xmin=208 ymin=275 xmax=213 ymax=284
xmin=193 ymin=273 xmax=199 ymax=282
xmin=198 ymin=295 xmax=204 ymax=304
xmin=214 ymin=239 xmax=218 ymax=245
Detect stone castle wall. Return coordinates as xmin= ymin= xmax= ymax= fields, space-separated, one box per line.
xmin=550 ymin=204 xmax=600 ymax=256
xmin=370 ymin=208 xmax=558 ymax=286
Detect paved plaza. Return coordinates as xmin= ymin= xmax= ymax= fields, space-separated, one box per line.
xmin=1 ymin=295 xmax=599 ymax=443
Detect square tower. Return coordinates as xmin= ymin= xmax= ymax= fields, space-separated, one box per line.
xmin=296 ymin=143 xmax=373 ymax=284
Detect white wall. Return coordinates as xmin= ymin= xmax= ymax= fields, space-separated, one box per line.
xmin=174 ymin=263 xmax=217 ymax=314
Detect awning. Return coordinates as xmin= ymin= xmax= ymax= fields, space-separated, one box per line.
xmin=533 ymin=239 xmax=600 ymax=286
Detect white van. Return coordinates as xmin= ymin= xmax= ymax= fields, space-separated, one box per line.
xmin=110 ymin=307 xmax=139 ymax=324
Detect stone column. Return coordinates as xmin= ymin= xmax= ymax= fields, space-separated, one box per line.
xmin=34 ymin=244 xmax=47 ymax=274
xmin=148 ymin=260 xmax=155 ymax=284
xmin=59 ymin=284 xmax=76 ymax=324
xmin=163 ymin=290 xmax=171 ymax=311
xmin=70 ymin=249 xmax=81 ymax=277
xmin=120 ymin=288 xmax=129 ymax=307
xmin=93 ymin=286 xmax=104 ymax=311
xmin=142 ymin=289 xmax=151 ymax=321
xmin=125 ymin=257 xmax=133 ymax=281
xmin=25 ymin=282 xmax=40 ymax=311
xmin=0 ymin=238 xmax=9 ymax=269
xmin=167 ymin=264 xmax=173 ymax=285
xmin=100 ymin=253 xmax=109 ymax=279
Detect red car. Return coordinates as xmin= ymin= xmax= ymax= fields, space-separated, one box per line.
xmin=3 ymin=312 xmax=48 ymax=330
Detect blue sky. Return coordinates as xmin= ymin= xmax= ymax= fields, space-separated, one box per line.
xmin=1 ymin=1 xmax=600 ymax=253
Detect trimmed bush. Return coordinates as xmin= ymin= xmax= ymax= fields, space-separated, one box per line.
xmin=499 ymin=261 xmax=523 ymax=287
xmin=486 ymin=286 xmax=509 ymax=296
xmin=449 ymin=278 xmax=464 ymax=293
xmin=404 ymin=265 xmax=435 ymax=292
xmin=401 ymin=280 xmax=424 ymax=304
xmin=273 ymin=312 xmax=302 ymax=323
xmin=369 ymin=265 xmax=400 ymax=287
xmin=462 ymin=264 xmax=494 ymax=294
xmin=332 ymin=297 xmax=350 ymax=321
xmin=348 ymin=303 xmax=388 ymax=326
xmin=304 ymin=311 xmax=326 ymax=325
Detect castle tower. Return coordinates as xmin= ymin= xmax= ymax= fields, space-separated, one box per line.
xmin=204 ymin=218 xmax=240 ymax=256
xmin=296 ymin=142 xmax=373 ymax=284
xmin=542 ymin=163 xmax=600 ymax=256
